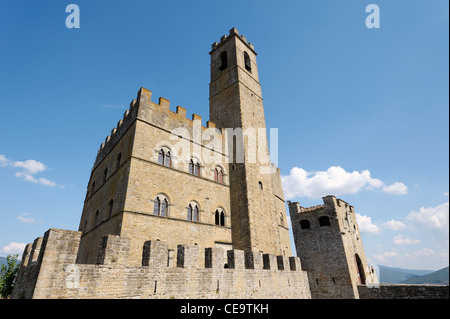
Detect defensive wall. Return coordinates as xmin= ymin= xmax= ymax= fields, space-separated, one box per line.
xmin=11 ymin=228 xmax=311 ymax=299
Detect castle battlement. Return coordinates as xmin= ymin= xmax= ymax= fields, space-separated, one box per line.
xmin=93 ymin=86 xmax=226 ymax=171
xmin=92 ymin=233 xmax=304 ymax=272
xmin=210 ymin=27 xmax=256 ymax=54
xmin=12 ymin=228 xmax=311 ymax=299
xmin=288 ymin=195 xmax=355 ymax=215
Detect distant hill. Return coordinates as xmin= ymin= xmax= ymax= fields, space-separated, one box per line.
xmin=378 ymin=265 xmax=434 ymax=283
xmin=402 ymin=267 xmax=449 ymax=285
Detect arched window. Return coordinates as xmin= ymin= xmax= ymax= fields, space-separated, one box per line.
xmin=244 ymin=51 xmax=251 ymax=72
xmin=116 ymin=153 xmax=122 ymax=169
xmin=215 ymin=208 xmax=225 ymax=226
xmin=300 ymin=219 xmax=310 ymax=230
xmin=158 ymin=149 xmax=171 ymax=167
xmin=189 ymin=159 xmax=200 ymax=176
xmin=279 ymin=213 xmax=284 ymax=227
xmin=187 ymin=203 xmax=199 ymax=222
xmin=153 ymin=195 xmax=169 ymax=217
xmin=219 ymin=51 xmax=228 ymax=71
xmin=103 ymin=168 xmax=108 ymax=183
xmin=215 ymin=167 xmax=224 ymax=183
xmin=258 ymin=181 xmax=263 ymax=190
xmin=318 ymin=216 xmax=331 ymax=227
xmin=108 ymin=199 xmax=114 ymax=218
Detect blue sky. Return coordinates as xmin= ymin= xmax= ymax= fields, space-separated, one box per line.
xmin=0 ymin=1 xmax=448 ymax=270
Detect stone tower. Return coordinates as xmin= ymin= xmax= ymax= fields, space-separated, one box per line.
xmin=209 ymin=27 xmax=291 ymax=255
xmin=288 ymin=196 xmax=378 ymax=299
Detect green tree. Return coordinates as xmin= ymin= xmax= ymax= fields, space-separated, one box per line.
xmin=0 ymin=254 xmax=20 ymax=299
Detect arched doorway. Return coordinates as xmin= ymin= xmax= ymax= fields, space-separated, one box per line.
xmin=355 ymin=254 xmax=366 ymax=285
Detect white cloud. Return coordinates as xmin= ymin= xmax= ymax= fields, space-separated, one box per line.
xmin=0 ymin=154 xmax=9 ymax=167
xmin=38 ymin=177 xmax=57 ymax=187
xmin=372 ymin=251 xmax=399 ymax=264
xmin=281 ymin=165 xmax=405 ymax=199
xmin=383 ymin=219 xmax=407 ymax=231
xmin=13 ymin=159 xmax=46 ymax=174
xmin=1 ymin=242 xmax=26 ymax=255
xmin=406 ymin=202 xmax=449 ymax=232
xmin=1 ymin=155 xmax=57 ymax=187
xmin=16 ymin=213 xmax=36 ymax=223
xmin=15 ymin=171 xmax=38 ymax=183
xmin=405 ymin=248 xmax=438 ymax=258
xmin=356 ymin=213 xmax=381 ymax=234
xmin=444 ymin=192 xmax=449 ymax=197
xmin=393 ymin=234 xmax=421 ymax=245
xmin=382 ymin=182 xmax=408 ymax=195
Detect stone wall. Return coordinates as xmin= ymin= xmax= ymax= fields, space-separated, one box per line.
xmin=358 ymin=284 xmax=449 ymax=299
xmin=11 ymin=228 xmax=311 ymax=299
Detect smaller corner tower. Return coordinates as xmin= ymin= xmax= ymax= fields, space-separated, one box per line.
xmin=288 ymin=196 xmax=378 ymax=299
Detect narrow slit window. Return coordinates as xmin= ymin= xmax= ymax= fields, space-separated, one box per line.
xmin=244 ymin=51 xmax=251 ymax=72
xmin=219 ymin=51 xmax=228 ymax=71
xmin=108 ymin=199 xmax=113 ymax=218
xmin=116 ymin=153 xmax=122 ymax=169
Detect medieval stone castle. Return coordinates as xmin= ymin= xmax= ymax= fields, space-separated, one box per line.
xmin=11 ymin=28 xmax=448 ymax=299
